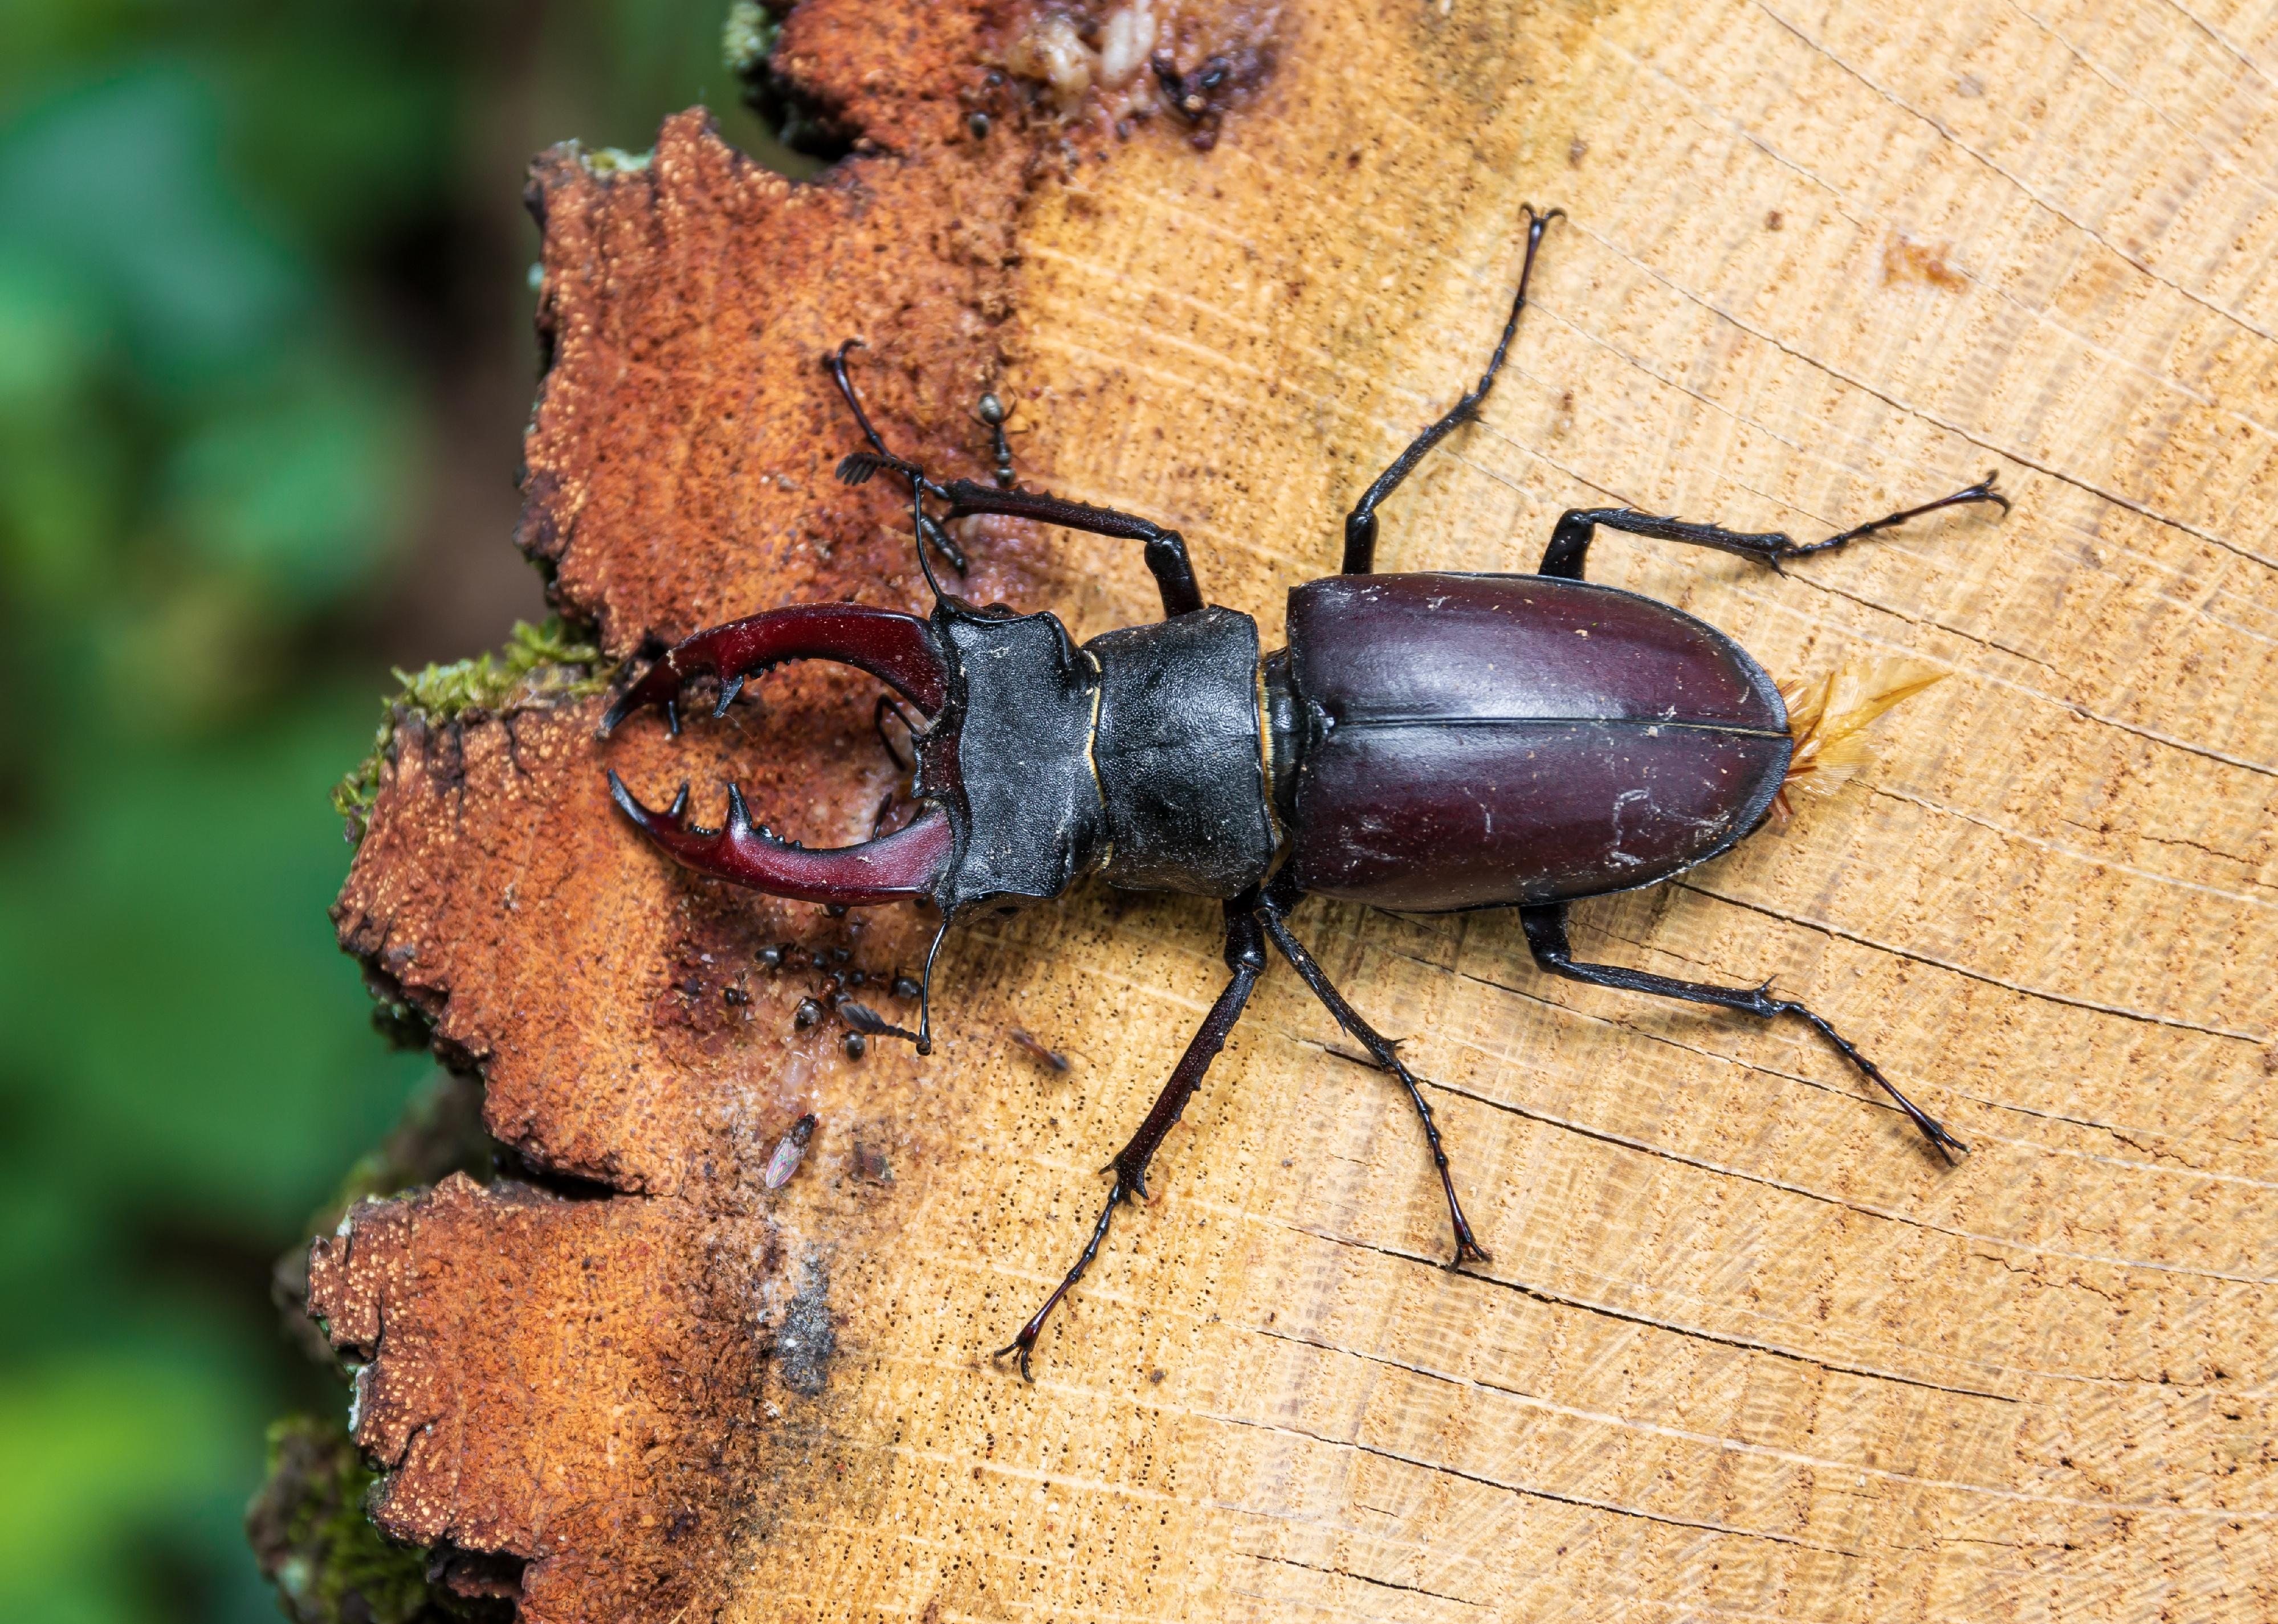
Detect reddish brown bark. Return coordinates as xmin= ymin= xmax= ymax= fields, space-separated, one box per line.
xmin=314 ymin=5 xmax=1075 ymax=1615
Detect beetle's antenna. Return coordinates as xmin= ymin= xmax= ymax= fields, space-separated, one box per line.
xmin=915 ymin=916 xmax=951 ymax=1055
xmin=974 ymin=391 xmax=1016 ymax=489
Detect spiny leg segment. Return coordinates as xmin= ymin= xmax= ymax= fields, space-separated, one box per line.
xmin=1519 ymin=903 xmax=1967 ymax=1160
xmin=1538 ymin=475 xmax=2010 ymax=581
xmin=995 ymin=903 xmax=1268 ymax=1380
xmin=994 ymin=882 xmax=1492 ymax=1380
xmin=1342 ymin=204 xmax=1562 ymax=574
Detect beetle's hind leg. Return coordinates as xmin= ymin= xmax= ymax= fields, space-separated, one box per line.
xmin=994 ymin=901 xmax=1268 ymax=1380
xmin=1257 ymin=882 xmax=1490 ymax=1264
xmin=1537 ymin=474 xmax=2010 ymax=581
xmin=1519 ymin=903 xmax=1968 ymax=1161
xmin=1340 ymin=205 xmax=1562 ymax=574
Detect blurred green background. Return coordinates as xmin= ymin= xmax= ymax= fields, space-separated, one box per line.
xmin=0 ymin=5 xmax=794 ymax=1619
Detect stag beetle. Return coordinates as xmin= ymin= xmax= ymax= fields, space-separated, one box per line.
xmin=602 ymin=209 xmax=2008 ymax=1378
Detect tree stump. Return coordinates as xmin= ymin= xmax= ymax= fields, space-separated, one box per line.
xmin=307 ymin=1 xmax=2278 ymax=1618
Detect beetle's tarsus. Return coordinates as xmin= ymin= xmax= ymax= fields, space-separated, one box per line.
xmin=1794 ymin=471 xmax=2014 ymax=559
xmin=996 ymin=1176 xmax=1128 ymax=1382
xmin=993 ymin=1332 xmax=1038 ymax=1384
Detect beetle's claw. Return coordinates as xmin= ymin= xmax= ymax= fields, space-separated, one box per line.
xmin=992 ymin=1334 xmax=1037 ymax=1384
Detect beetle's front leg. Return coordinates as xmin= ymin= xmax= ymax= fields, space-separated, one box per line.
xmin=827 ymin=340 xmax=969 ymax=574
xmin=935 ymin=480 xmax=1205 ymax=619
xmin=1519 ymin=902 xmax=1968 ymax=1161
xmin=993 ymin=901 xmax=1268 ymax=1381
xmin=1537 ymin=475 xmax=2009 ymax=581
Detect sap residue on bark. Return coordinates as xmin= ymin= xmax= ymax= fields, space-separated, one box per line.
xmin=1882 ymin=232 xmax=1967 ymax=289
xmin=772 ymin=1257 xmax=837 ymax=1398
xmin=1000 ymin=2 xmax=1282 ymax=143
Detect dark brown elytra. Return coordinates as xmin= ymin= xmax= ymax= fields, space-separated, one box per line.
xmin=601 ymin=209 xmax=2009 ymax=1380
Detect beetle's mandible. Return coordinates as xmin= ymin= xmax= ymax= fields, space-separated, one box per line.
xmin=601 ymin=208 xmax=2009 ymax=1380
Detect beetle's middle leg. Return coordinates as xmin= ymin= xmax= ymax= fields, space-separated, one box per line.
xmin=1518 ymin=901 xmax=1969 ymax=1161
xmin=1257 ymin=878 xmax=1490 ymax=1264
xmin=1536 ymin=475 xmax=2010 ymax=581
xmin=994 ymin=900 xmax=1268 ymax=1381
xmin=1340 ymin=205 xmax=1562 ymax=574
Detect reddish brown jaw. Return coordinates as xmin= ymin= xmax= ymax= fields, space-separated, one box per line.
xmin=601 ymin=603 xmax=948 ymax=735
xmin=608 ymin=773 xmax=953 ymax=904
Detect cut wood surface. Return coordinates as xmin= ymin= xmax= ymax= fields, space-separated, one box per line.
xmin=309 ymin=1 xmax=2278 ymax=1618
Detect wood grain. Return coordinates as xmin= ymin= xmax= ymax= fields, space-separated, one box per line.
xmin=311 ymin=1 xmax=2278 ymax=1618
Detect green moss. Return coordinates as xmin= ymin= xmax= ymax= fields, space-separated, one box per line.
xmin=331 ymin=617 xmax=609 ymax=843
xmin=245 ymin=1414 xmax=442 ymax=1624
xmin=582 ymin=145 xmax=654 ymax=177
